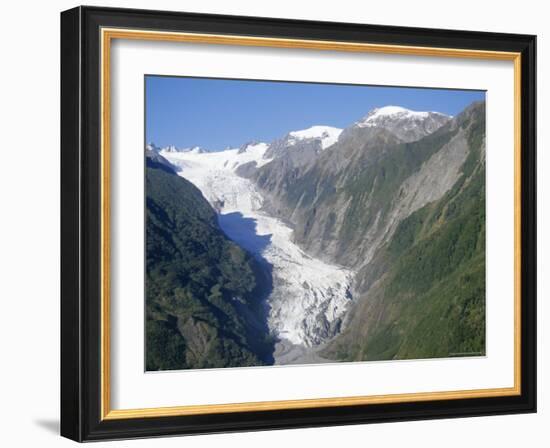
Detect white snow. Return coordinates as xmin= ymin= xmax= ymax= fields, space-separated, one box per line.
xmin=356 ymin=105 xmax=447 ymax=128
xmin=287 ymin=125 xmax=343 ymax=150
xmin=161 ymin=146 xmax=354 ymax=348
xmin=146 ymin=142 xmax=160 ymax=152
xmin=371 ymin=105 xmax=423 ymax=117
xmin=161 ymin=142 xmax=272 ymax=171
xmin=159 ymin=145 xmax=206 ymax=153
xmin=161 ymin=144 xmax=180 ymax=153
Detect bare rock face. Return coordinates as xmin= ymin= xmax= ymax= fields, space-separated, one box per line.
xmin=179 ymin=317 xmax=214 ymax=366
xmin=245 ymin=102 xmax=485 ymax=360
xmin=250 ymin=105 xmax=458 ymax=271
xmin=350 ymin=106 xmax=451 ymax=142
xmin=265 ymin=125 xmax=342 ymax=159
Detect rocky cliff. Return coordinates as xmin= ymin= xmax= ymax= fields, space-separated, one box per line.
xmin=248 ymin=101 xmax=486 ymax=360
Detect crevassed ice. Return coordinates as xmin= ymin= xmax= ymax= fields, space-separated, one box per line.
xmin=162 ymin=147 xmax=354 ymax=347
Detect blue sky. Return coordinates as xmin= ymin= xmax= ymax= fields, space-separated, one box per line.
xmin=146 ymin=76 xmax=485 ymax=150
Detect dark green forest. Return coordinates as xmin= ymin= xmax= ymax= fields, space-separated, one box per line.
xmin=145 ymin=159 xmax=273 ymax=370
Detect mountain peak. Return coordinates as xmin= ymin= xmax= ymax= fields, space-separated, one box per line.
xmin=159 ymin=145 xmax=208 ymax=154
xmin=162 ymin=144 xmax=180 ymax=153
xmin=358 ymin=106 xmax=449 ymax=126
xmin=146 ymin=142 xmax=161 ymax=152
xmin=354 ymin=106 xmax=451 ymax=142
xmin=287 ymin=125 xmax=343 ymax=150
xmin=368 ymin=105 xmax=413 ymax=117
xmin=238 ymin=140 xmax=263 ymax=154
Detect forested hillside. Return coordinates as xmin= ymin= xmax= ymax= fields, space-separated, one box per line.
xmin=145 ymin=156 xmax=273 ymax=370
xmin=250 ymin=102 xmax=486 ymax=361
xmin=323 ymin=107 xmax=486 ymax=360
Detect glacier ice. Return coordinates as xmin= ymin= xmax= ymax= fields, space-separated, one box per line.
xmin=161 ymin=146 xmax=354 ymax=349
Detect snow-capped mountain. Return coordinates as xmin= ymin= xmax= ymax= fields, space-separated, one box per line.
xmin=146 ymin=142 xmax=161 ymax=152
xmin=160 ymin=144 xmax=180 ymax=153
xmin=146 ymin=100 xmax=486 ymax=367
xmin=354 ymin=106 xmax=451 ymax=142
xmin=147 ymin=142 xmax=211 ymax=154
xmin=287 ymin=125 xmax=343 ymax=150
xmin=262 ymin=125 xmax=343 ymax=163
xmin=145 ymin=146 xmax=179 ymax=172
xmin=162 ymin=141 xmax=272 ymax=174
xmin=164 ymin=145 xmax=208 ymax=154
xmin=237 ymin=141 xmax=267 ymax=154
xmin=183 ymin=146 xmax=206 ymax=154
xmin=148 ymin=103 xmax=476 ymax=364
xmin=148 ymin=105 xmax=447 ymax=160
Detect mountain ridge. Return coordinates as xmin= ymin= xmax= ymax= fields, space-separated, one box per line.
xmin=148 ymin=104 xmax=450 ymax=162
xmin=147 ymin=100 xmax=486 ymax=365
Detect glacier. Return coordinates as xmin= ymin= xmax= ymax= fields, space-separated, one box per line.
xmin=161 ymin=144 xmax=354 ymax=362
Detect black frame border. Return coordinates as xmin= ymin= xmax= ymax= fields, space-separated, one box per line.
xmin=60 ymin=5 xmax=536 ymax=442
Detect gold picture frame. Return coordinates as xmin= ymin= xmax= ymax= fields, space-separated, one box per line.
xmin=61 ymin=6 xmax=536 ymax=442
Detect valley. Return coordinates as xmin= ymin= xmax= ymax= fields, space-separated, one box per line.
xmin=146 ymin=101 xmax=486 ymax=369
xmin=162 ymin=144 xmax=354 ymax=363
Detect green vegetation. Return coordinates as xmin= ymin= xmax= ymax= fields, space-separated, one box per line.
xmin=361 ymin=170 xmax=486 ymax=361
xmin=324 ymin=102 xmax=486 ymax=361
xmin=339 ymin=126 xmax=461 ymax=250
xmin=145 ymin=160 xmax=272 ymax=370
xmin=145 ymin=101 xmax=487 ymax=368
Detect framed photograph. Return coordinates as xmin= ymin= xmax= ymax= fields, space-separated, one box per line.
xmin=60 ymin=6 xmax=536 ymax=442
